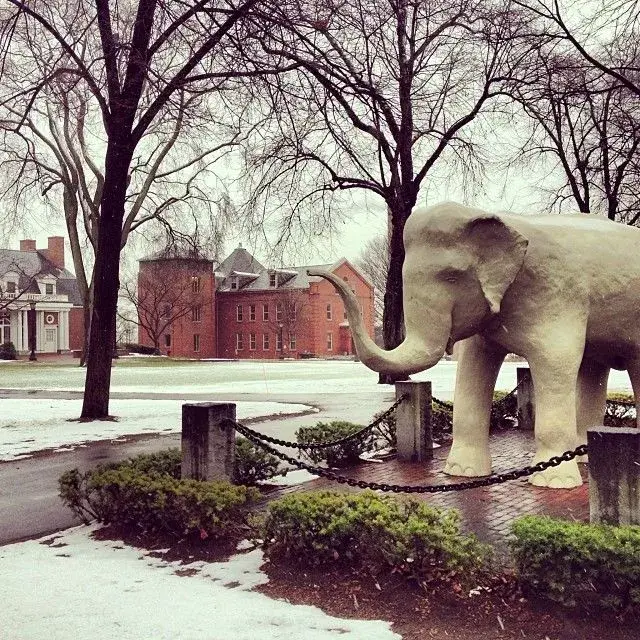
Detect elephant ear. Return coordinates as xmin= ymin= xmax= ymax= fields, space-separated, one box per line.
xmin=463 ymin=215 xmax=528 ymax=316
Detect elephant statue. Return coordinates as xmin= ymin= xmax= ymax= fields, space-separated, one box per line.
xmin=309 ymin=201 xmax=640 ymax=488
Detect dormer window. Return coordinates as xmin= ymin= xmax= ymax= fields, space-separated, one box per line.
xmin=45 ymin=283 xmax=54 ymax=295
xmin=269 ymin=273 xmax=277 ymax=287
xmin=6 ymin=282 xmax=16 ymax=294
xmin=230 ymin=277 xmax=239 ymax=290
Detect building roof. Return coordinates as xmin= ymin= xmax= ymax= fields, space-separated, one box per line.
xmin=0 ymin=248 xmax=82 ymax=306
xmin=139 ymin=248 xmax=213 ymax=263
xmin=215 ymin=246 xmax=371 ymax=293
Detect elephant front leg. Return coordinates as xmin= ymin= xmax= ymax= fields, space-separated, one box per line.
xmin=444 ymin=336 xmax=506 ymax=477
xmin=529 ymin=349 xmax=584 ymax=488
xmin=576 ymin=357 xmax=609 ymax=462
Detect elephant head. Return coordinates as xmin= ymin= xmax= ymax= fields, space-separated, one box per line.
xmin=308 ymin=203 xmax=528 ymax=376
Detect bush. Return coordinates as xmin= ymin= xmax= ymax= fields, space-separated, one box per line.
xmin=59 ymin=464 xmax=258 ymax=539
xmin=605 ymin=392 xmax=636 ymax=429
xmin=124 ymin=342 xmax=160 ymax=355
xmin=233 ymin=437 xmax=281 ymax=485
xmin=0 ymin=341 xmax=17 ymax=360
xmin=259 ymin=491 xmax=490 ymax=587
xmin=511 ymin=515 xmax=640 ymax=611
xmin=296 ymin=421 xmax=374 ymax=467
xmin=371 ymin=390 xmax=516 ymax=448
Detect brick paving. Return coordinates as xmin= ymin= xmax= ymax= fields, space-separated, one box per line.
xmin=276 ymin=430 xmax=590 ymax=561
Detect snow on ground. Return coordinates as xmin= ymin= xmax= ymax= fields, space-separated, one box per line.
xmin=0 ymin=398 xmax=313 ymax=462
xmin=0 ymin=525 xmax=399 ymax=640
xmin=1 ymin=358 xmax=633 ymax=397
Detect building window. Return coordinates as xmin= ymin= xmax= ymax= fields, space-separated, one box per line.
xmin=291 ymin=304 xmax=297 ymax=321
xmin=191 ymin=305 xmax=202 ymax=322
xmin=236 ymin=305 xmax=243 ymax=322
xmin=263 ymin=333 xmax=270 ymax=350
xmin=327 ymin=332 xmax=333 ymax=351
xmin=236 ymin=333 xmax=244 ymax=351
xmin=6 ymin=282 xmax=16 ymax=294
xmin=269 ymin=273 xmax=277 ymax=287
xmin=276 ymin=332 xmax=282 ymax=351
xmin=289 ymin=333 xmax=296 ymax=350
xmin=249 ymin=305 xmax=256 ymax=321
xmin=45 ymin=283 xmax=54 ymax=295
xmin=164 ymin=334 xmax=171 ymax=348
xmin=344 ymin=308 xmax=348 ymax=320
xmin=161 ymin=303 xmax=171 ymax=317
xmin=249 ymin=333 xmax=256 ymax=350
xmin=326 ymin=304 xmax=332 ymax=320
xmin=193 ymin=334 xmax=200 ymax=352
xmin=0 ymin=313 xmax=10 ymax=343
xmin=276 ymin=303 xmax=283 ymax=321
xmin=263 ymin=304 xmax=269 ymax=321
xmin=191 ymin=276 xmax=201 ymax=293
xmin=230 ymin=277 xmax=238 ymax=290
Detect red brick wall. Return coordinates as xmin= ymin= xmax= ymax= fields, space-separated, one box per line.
xmin=68 ymin=307 xmax=85 ymax=351
xmin=216 ymin=261 xmax=375 ymax=359
xmin=307 ymin=261 xmax=374 ymax=357
xmin=137 ymin=258 xmax=215 ymax=359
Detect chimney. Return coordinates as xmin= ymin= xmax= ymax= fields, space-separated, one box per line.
xmin=20 ymin=239 xmax=37 ymax=252
xmin=45 ymin=236 xmax=65 ymax=269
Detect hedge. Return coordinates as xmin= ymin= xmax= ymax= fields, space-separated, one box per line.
xmin=511 ymin=515 xmax=640 ymax=611
xmin=258 ymin=490 xmax=491 ymax=588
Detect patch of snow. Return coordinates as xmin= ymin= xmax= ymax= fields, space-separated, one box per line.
xmin=265 ymin=469 xmax=318 ymax=486
xmin=0 ymin=398 xmax=311 ymax=461
xmin=0 ymin=526 xmax=399 ymax=640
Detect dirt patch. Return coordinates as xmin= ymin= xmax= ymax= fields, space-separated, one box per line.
xmin=257 ymin=563 xmax=639 ymax=640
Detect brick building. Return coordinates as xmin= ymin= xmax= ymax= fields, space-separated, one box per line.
xmin=136 ymin=252 xmax=216 ymax=358
xmin=0 ymin=237 xmax=84 ymax=355
xmin=137 ymin=246 xmax=375 ymax=359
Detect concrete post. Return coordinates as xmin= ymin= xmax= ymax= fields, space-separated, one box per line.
xmin=588 ymin=427 xmax=640 ymax=525
xmin=516 ymin=367 xmax=535 ymax=431
xmin=181 ymin=403 xmax=236 ymax=481
xmin=395 ymin=381 xmax=432 ymax=462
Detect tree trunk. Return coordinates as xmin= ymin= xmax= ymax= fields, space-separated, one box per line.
xmin=81 ymin=142 xmax=132 ymax=419
xmin=378 ymin=200 xmax=412 ymax=384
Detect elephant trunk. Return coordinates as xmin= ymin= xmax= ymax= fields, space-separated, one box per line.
xmin=307 ymin=269 xmax=447 ymax=376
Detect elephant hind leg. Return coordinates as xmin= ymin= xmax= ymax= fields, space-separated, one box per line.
xmin=576 ymin=357 xmax=609 ymax=460
xmin=625 ymin=361 xmax=640 ymax=428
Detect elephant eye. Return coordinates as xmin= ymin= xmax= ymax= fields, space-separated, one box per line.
xmin=438 ymin=268 xmax=463 ymax=283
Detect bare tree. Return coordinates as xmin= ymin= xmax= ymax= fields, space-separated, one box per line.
xmin=356 ymin=234 xmax=388 ymax=328
xmin=240 ymin=0 xmax=535 ymax=381
xmin=0 ymin=0 xmax=281 ymax=418
xmin=120 ymin=261 xmax=213 ymax=354
xmin=506 ymin=48 xmax=640 ymax=221
xmin=513 ymin=1 xmax=640 ymax=97
xmin=266 ymin=288 xmax=308 ymax=355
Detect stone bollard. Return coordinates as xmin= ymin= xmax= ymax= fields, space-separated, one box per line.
xmin=588 ymin=427 xmax=640 ymax=525
xmin=516 ymin=367 xmax=535 ymax=430
xmin=181 ymin=403 xmax=236 ymax=481
xmin=394 ymin=381 xmax=432 ymax=462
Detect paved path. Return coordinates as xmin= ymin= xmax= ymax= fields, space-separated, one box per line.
xmin=0 ymin=388 xmax=395 ymax=545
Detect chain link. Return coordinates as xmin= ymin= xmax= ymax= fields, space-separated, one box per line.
xmin=229 ymin=417 xmax=588 ymax=494
xmin=233 ymin=395 xmax=406 ymax=451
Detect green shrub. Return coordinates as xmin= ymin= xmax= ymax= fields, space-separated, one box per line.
xmin=259 ymin=490 xmax=490 ymax=587
xmin=59 ymin=465 xmax=258 ymax=539
xmin=296 ymin=421 xmax=374 ymax=467
xmin=233 ymin=437 xmax=281 ymax=485
xmin=0 ymin=341 xmax=17 ymax=360
xmin=605 ymin=392 xmax=636 ymax=429
xmin=124 ymin=342 xmax=160 ymax=355
xmin=511 ymin=515 xmax=640 ymax=611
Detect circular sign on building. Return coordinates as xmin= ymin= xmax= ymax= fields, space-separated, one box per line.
xmin=45 ymin=313 xmax=58 ymax=325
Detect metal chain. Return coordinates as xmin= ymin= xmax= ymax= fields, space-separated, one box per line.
xmin=432 ymin=382 xmax=520 ymax=412
xmin=233 ymin=395 xmax=406 ymax=451
xmin=229 ymin=417 xmax=588 ymax=494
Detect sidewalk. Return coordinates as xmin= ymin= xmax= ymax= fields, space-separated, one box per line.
xmin=277 ymin=430 xmax=589 ymax=558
